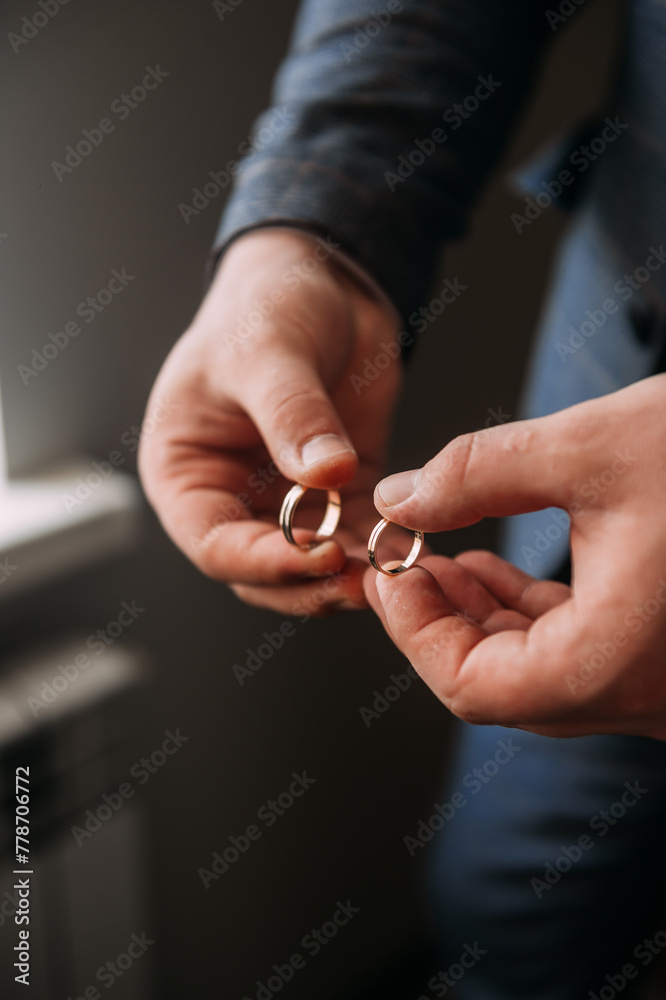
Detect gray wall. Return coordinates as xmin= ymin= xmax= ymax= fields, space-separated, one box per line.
xmin=0 ymin=0 xmax=622 ymax=996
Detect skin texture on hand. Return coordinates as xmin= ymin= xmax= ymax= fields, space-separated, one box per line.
xmin=364 ymin=374 xmax=666 ymax=740
xmin=138 ymin=228 xmax=403 ymax=617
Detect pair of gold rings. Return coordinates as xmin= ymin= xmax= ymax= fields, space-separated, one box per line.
xmin=278 ymin=483 xmax=423 ymax=577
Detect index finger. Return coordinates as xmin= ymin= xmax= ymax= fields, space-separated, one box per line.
xmin=148 ymin=479 xmax=349 ymax=584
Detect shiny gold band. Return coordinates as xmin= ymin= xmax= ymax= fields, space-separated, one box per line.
xmin=279 ymin=484 xmax=342 ymax=549
xmin=367 ymin=517 xmax=424 ymax=576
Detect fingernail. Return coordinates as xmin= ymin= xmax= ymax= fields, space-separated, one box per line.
xmin=302 ymin=433 xmax=355 ymax=469
xmin=377 ymin=469 xmax=419 ymax=507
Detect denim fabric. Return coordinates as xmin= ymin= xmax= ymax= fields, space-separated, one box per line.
xmin=426 ymin=723 xmax=666 ymax=999
xmin=502 ymin=206 xmax=666 ymax=578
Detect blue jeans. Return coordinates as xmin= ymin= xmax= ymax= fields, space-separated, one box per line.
xmin=427 ymin=723 xmax=666 ymax=999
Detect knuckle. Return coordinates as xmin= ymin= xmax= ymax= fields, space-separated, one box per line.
xmin=497 ymin=424 xmax=538 ymax=455
xmin=419 ymin=431 xmax=481 ymax=500
xmin=264 ymin=379 xmax=326 ymax=428
xmin=454 ymin=549 xmax=495 ymax=571
xmin=196 ymin=546 xmax=231 ymax=583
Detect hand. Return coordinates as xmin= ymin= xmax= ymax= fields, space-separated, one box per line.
xmin=364 ymin=374 xmax=666 ymax=739
xmin=139 ymin=228 xmax=403 ymax=616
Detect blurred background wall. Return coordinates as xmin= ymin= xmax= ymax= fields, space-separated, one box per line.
xmin=0 ymin=0 xmax=622 ymax=997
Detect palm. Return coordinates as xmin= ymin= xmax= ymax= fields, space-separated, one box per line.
xmin=139 ymin=229 xmax=403 ymax=615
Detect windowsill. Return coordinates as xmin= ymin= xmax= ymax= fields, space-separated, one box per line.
xmin=0 ymin=461 xmax=142 ymax=601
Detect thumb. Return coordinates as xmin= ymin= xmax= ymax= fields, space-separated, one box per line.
xmin=235 ymin=342 xmax=358 ymax=489
xmin=373 ymin=408 xmax=602 ymax=532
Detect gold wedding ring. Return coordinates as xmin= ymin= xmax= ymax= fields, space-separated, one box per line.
xmin=279 ymin=484 xmax=342 ymax=549
xmin=368 ymin=517 xmax=424 ymax=576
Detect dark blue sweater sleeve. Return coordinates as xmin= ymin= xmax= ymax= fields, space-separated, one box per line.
xmin=211 ymin=0 xmax=553 ymax=324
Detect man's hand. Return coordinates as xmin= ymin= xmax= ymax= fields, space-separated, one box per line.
xmin=139 ymin=228 xmax=403 ymax=616
xmin=364 ymin=374 xmax=666 ymax=739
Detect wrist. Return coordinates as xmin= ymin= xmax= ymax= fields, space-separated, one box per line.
xmin=210 ymin=225 xmax=401 ymax=328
